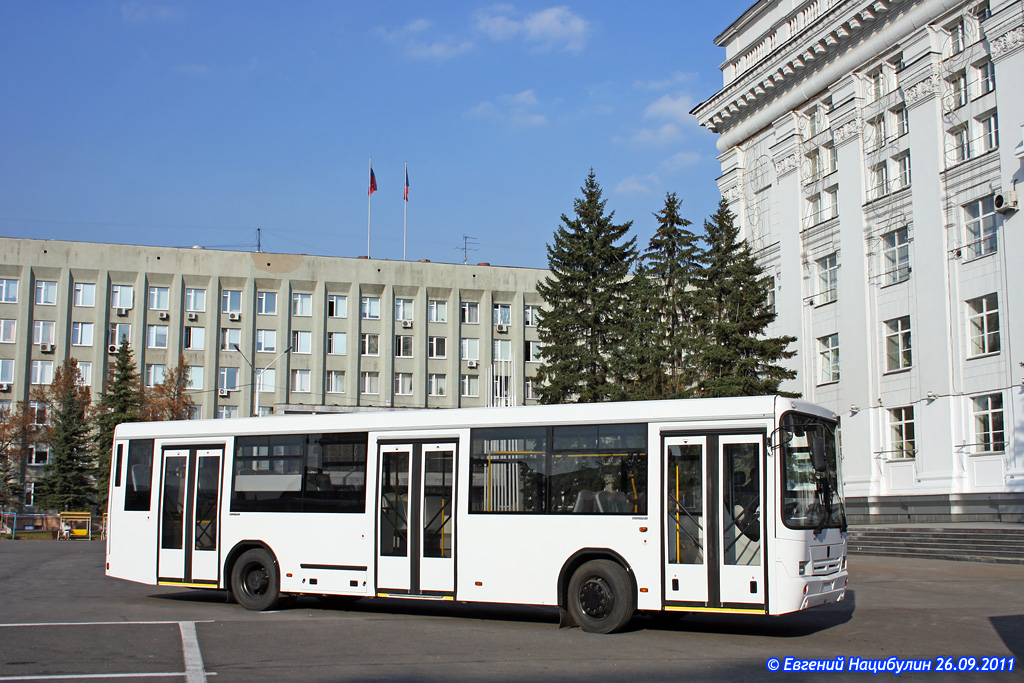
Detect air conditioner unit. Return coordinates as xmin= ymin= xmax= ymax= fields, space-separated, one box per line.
xmin=218 ymin=388 xmax=230 ymax=398
xmin=994 ymin=191 xmax=1019 ymax=213
xmin=187 ymin=312 xmax=198 ymax=321
xmin=228 ymin=312 xmax=241 ymax=322
xmin=158 ymin=311 xmax=169 ymax=321
xmin=108 ymin=344 xmax=118 ymax=354
xmin=401 ymin=320 xmax=413 ymax=329
xmin=0 ymin=383 xmax=9 ymax=392
xmin=496 ymin=324 xmax=509 ymax=334
xmin=467 ymin=360 xmax=479 ymax=369
xmin=116 ymin=308 xmax=128 ymax=317
xmin=39 ymin=343 xmax=55 ymax=353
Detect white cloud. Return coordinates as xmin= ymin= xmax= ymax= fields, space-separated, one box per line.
xmin=634 ymin=71 xmax=697 ymax=90
xmin=614 ymin=123 xmax=684 ymax=146
xmin=615 ymin=174 xmax=659 ymax=196
xmin=121 ymin=2 xmax=183 ymax=23
xmin=660 ymin=151 xmax=701 ymax=171
xmin=469 ymin=89 xmax=547 ymax=127
xmin=380 ymin=19 xmax=475 ymax=61
xmin=475 ymin=5 xmax=589 ymax=52
xmin=644 ymin=92 xmax=698 ymax=126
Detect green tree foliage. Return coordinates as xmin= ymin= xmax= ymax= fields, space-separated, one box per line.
xmin=688 ymin=198 xmax=797 ymax=398
xmin=639 ymin=192 xmax=702 ymax=398
xmin=0 ymin=402 xmax=28 ymax=510
xmin=535 ymin=170 xmax=637 ymax=403
xmin=94 ymin=338 xmax=144 ymax=497
xmin=33 ymin=359 xmax=95 ymax=511
xmin=612 ymin=262 xmax=668 ymax=401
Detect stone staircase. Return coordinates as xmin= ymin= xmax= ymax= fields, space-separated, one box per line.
xmin=847 ymin=526 xmax=1024 ymax=564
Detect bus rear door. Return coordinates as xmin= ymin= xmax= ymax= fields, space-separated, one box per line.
xmin=157 ymin=446 xmax=224 ymax=587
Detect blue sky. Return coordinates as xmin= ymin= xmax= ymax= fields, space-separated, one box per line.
xmin=0 ymin=1 xmax=750 ymax=269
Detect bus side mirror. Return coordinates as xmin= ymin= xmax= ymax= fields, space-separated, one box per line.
xmin=810 ymin=436 xmax=827 ymax=473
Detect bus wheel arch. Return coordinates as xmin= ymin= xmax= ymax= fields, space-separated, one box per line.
xmin=226 ymin=541 xmax=282 ymax=611
xmin=557 ymin=549 xmax=637 ymax=633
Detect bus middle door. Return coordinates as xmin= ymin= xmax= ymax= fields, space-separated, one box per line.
xmin=157 ymin=446 xmax=224 ymax=587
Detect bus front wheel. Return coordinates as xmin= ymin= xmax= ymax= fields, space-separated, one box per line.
xmin=567 ymin=559 xmax=635 ymax=633
xmin=231 ymin=548 xmax=281 ymax=611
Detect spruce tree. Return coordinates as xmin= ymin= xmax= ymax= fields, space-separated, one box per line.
xmin=34 ymin=359 xmax=95 ymax=511
xmin=612 ymin=262 xmax=669 ymax=401
xmin=535 ymin=170 xmax=637 ymax=404
xmin=94 ymin=338 xmax=144 ymax=496
xmin=689 ymin=198 xmax=798 ymax=398
xmin=641 ymin=192 xmax=702 ymax=398
xmin=0 ymin=402 xmax=28 ymax=510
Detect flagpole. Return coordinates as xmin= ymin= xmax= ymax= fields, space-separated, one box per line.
xmin=367 ymin=157 xmax=372 ymax=258
xmin=403 ymin=161 xmax=408 ymax=261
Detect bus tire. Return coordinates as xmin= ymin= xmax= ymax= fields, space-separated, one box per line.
xmin=567 ymin=559 xmax=635 ymax=634
xmin=231 ymin=548 xmax=281 ymax=611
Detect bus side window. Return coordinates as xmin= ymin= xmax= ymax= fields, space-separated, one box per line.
xmin=124 ymin=439 xmax=155 ymax=511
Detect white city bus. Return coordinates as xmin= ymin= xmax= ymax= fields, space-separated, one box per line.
xmin=105 ymin=396 xmax=847 ymax=633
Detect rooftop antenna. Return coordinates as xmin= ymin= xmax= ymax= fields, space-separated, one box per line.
xmin=256 ymin=228 xmax=262 ymax=253
xmin=456 ymin=234 xmax=479 ymax=264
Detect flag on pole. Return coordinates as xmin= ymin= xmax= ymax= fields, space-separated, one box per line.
xmin=368 ymin=167 xmax=377 ymax=196
xmin=404 ymin=166 xmax=409 ymax=201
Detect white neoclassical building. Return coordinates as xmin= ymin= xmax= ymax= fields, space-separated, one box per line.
xmin=694 ymin=0 xmax=1024 ymax=522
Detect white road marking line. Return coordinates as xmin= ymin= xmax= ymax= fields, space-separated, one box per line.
xmin=178 ymin=621 xmax=207 ymax=683
xmin=0 ymin=673 xmax=187 ymax=680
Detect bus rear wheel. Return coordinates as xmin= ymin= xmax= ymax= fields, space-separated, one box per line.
xmin=231 ymin=548 xmax=281 ymax=611
xmin=567 ymin=559 xmax=635 ymax=634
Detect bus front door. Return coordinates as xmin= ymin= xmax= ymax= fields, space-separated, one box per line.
xmin=157 ymin=446 xmax=224 ymax=587
xmin=664 ymin=432 xmax=765 ymax=612
xmin=377 ymin=442 xmax=456 ymax=598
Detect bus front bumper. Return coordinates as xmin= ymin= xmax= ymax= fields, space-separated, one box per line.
xmin=799 ymin=571 xmax=848 ymax=610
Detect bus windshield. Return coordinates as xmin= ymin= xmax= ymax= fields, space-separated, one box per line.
xmin=779 ymin=412 xmax=846 ymax=531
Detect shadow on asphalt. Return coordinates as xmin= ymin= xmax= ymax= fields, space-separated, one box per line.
xmin=989 ymin=615 xmax=1024 ymax=657
xmin=149 ymin=588 xmax=854 ymax=637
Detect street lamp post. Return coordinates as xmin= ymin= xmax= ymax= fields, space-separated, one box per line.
xmin=233 ymin=344 xmax=291 ymax=417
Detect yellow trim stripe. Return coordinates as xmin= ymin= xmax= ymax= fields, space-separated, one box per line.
xmin=158 ymin=581 xmax=219 ymax=588
xmin=376 ymin=592 xmax=455 ymax=600
xmin=664 ymin=606 xmax=766 ymax=614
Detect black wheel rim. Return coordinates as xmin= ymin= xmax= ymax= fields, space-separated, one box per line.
xmin=242 ymin=562 xmax=269 ymax=597
xmin=578 ymin=576 xmax=613 ymax=619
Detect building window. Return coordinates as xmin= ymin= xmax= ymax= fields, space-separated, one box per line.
xmin=185 ymin=288 xmax=206 ymax=312
xmin=428 ymin=373 xmax=447 ymax=397
xmin=327 ymin=332 xmax=346 ymax=355
xmin=291 ymin=369 xmax=311 ymax=393
xmin=884 ymin=316 xmax=912 ymax=372
xmin=493 ymin=339 xmax=512 ymax=361
xmin=219 ymin=366 xmax=239 ymax=391
xmin=428 ymin=336 xmax=447 ymax=359
xmin=0 ymin=359 xmax=15 ymax=384
xmin=888 ymin=406 xmax=916 ymax=459
xmin=948 ymin=19 xmax=965 ymax=54
xmin=950 ymin=70 xmax=967 ymax=108
xmin=145 ymin=364 xmax=166 ymax=387
xmin=524 ymin=304 xmax=541 ymax=327
xmin=964 ymin=195 xmax=999 ymax=259
xmin=870 ymin=163 xmax=888 ymax=199
xmin=979 ymin=113 xmax=998 ymax=152
xmin=525 ymin=378 xmax=539 ymax=400
xmin=461 ymin=374 xmax=479 ymax=397
xmin=428 ymin=300 xmax=447 ymax=323
xmin=816 ymin=253 xmax=838 ymax=304
xmin=184 ymin=326 xmax=205 ymax=350
xmin=361 ymin=296 xmax=380 ymax=320
xmin=31 ymin=360 xmax=54 ymax=385
xmin=221 ymin=290 xmax=242 ymax=314
xmin=35 ymin=281 xmax=58 ymax=306
xmin=148 ymin=286 xmax=170 ymax=311
xmin=0 ymin=319 xmax=14 ymax=344
xmin=951 ymin=126 xmax=970 ymax=164
xmin=360 ymin=371 xmax=379 ymax=395
xmin=818 ymin=334 xmax=840 ymax=384
xmin=256 ymin=368 xmax=274 ymax=393
xmin=461 ymin=301 xmax=479 ymax=324
xmin=291 ymin=330 xmax=312 ymax=354
xmin=868 ymin=68 xmax=884 ymax=101
xmin=825 ymin=188 xmax=838 ymax=220
xmin=28 ymin=444 xmax=49 ymax=467
xmin=395 ymin=335 xmax=414 ymax=358
xmin=977 ymin=60 xmax=995 ymax=95
xmin=395 ymin=298 xmax=414 ymax=322
xmin=894 ymin=106 xmax=909 ymax=137
xmin=0 ymin=279 xmax=18 ymax=304
xmin=493 ymin=304 xmax=511 ymax=326
xmin=882 ymin=227 xmax=910 ymax=285
xmin=361 ymin=333 xmax=379 ymax=356
xmin=526 ymin=340 xmax=543 ymax=363
xmin=78 ymin=361 xmax=92 ymax=386
xmin=221 ymin=328 xmax=241 ymax=351
xmin=895 ymin=153 xmax=911 ymax=190
xmin=869 ymin=116 xmax=886 ymax=150
xmin=327 ymin=370 xmax=345 ymax=394
xmin=972 ymin=393 xmax=1004 ymax=453
xmin=395 ymin=372 xmax=413 ymax=395
xmin=187 ymin=366 xmax=203 ymax=390
xmin=257 ymin=291 xmax=277 ymax=315
xmin=461 ymin=338 xmax=479 ymax=361
xmin=327 ymin=294 xmax=347 ymax=318
xmin=255 ymin=329 xmax=277 ymax=352
xmin=188 ymin=405 xmax=202 ymax=420
xmin=807 ymin=193 xmax=822 ymax=226
xmin=217 ymin=405 xmax=239 ymax=419
xmin=967 ymin=293 xmax=999 ymax=356
xmin=33 ymin=320 xmax=56 ymax=345
xmin=146 ymin=325 xmax=168 ymax=349
xmin=29 ymin=401 xmax=48 ymax=425
xmin=73 ymin=282 xmax=95 ymax=307
xmin=108 ymin=322 xmax=131 ymax=347
xmin=292 ymin=293 xmax=312 ymax=317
